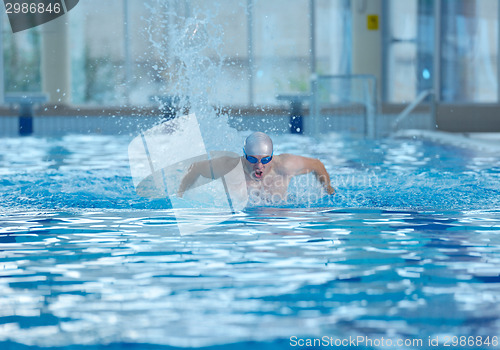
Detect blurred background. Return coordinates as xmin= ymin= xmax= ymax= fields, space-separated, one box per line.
xmin=0 ymin=0 xmax=499 ymax=135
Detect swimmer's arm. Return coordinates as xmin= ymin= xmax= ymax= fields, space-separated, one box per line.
xmin=177 ymin=157 xmax=239 ymax=197
xmin=281 ymin=154 xmax=335 ymax=195
xmin=177 ymin=161 xmax=210 ymax=197
xmin=306 ymin=158 xmax=335 ymax=195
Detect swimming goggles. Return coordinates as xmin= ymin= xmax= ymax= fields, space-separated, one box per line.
xmin=243 ymin=149 xmax=273 ymax=164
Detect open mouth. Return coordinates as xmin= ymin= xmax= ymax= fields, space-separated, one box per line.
xmin=254 ymin=170 xmax=263 ymax=179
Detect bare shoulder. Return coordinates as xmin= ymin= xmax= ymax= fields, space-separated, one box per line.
xmin=274 ymin=153 xmax=302 ymax=165
xmin=274 ymin=153 xmax=323 ymax=176
xmin=273 ymin=153 xmax=309 ymax=175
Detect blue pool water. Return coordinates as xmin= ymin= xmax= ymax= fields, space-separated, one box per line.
xmin=1 ymin=131 xmax=500 ymax=349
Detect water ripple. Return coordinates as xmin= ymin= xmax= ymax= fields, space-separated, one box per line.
xmin=0 ymin=209 xmax=499 ymax=347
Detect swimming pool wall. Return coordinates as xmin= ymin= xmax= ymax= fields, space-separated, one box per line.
xmin=0 ymin=105 xmax=434 ymax=137
xmin=2 ymin=102 xmax=499 ymax=137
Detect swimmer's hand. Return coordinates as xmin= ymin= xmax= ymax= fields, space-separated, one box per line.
xmin=326 ymin=185 xmax=335 ymax=195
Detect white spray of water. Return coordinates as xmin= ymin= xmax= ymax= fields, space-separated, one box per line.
xmin=143 ymin=1 xmax=243 ymax=153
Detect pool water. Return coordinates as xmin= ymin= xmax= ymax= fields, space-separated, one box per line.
xmin=1 ymin=132 xmax=500 ymax=349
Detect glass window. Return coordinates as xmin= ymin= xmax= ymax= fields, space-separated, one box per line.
xmin=316 ymin=0 xmax=351 ymax=76
xmin=2 ymin=0 xmax=353 ymax=107
xmin=251 ymin=0 xmax=351 ymax=106
xmin=441 ymin=0 xmax=498 ymax=102
xmin=385 ymin=0 xmax=499 ymax=104
xmin=3 ymin=25 xmax=41 ymax=93
xmin=252 ymin=0 xmax=310 ymax=105
xmin=384 ymin=0 xmax=420 ymax=103
xmin=7 ymin=0 xmax=499 ymax=107
xmin=69 ymin=0 xmax=126 ymax=105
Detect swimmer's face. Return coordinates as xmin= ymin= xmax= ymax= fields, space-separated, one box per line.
xmin=244 ymin=154 xmax=272 ymax=180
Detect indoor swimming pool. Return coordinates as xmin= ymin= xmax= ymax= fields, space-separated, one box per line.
xmin=1 ymin=131 xmax=500 ymax=349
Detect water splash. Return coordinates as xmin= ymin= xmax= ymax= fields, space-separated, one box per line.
xmin=143 ymin=1 xmax=242 ymax=153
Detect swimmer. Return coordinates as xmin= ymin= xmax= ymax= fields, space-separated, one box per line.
xmin=177 ymin=132 xmax=335 ymax=202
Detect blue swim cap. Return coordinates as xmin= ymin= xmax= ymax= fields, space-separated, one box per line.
xmin=244 ymin=132 xmax=273 ymax=156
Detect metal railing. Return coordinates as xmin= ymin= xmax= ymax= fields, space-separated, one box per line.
xmin=391 ymin=89 xmax=435 ymax=133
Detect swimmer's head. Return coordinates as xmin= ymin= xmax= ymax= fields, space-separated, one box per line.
xmin=243 ymin=132 xmax=273 ymax=180
xmin=243 ymin=132 xmax=273 ymax=156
